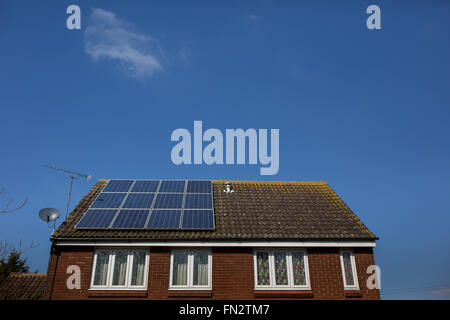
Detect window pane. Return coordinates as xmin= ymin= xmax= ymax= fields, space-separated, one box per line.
xmin=342 ymin=251 xmax=355 ymax=286
xmin=274 ymin=252 xmax=288 ymax=285
xmin=193 ymin=251 xmax=209 ymax=286
xmin=112 ymin=251 xmax=128 ymax=286
xmin=291 ymin=252 xmax=307 ymax=286
xmin=256 ymin=252 xmax=270 ymax=286
xmin=131 ymin=251 xmax=146 ymax=286
xmin=93 ymin=251 xmax=110 ymax=286
xmin=172 ymin=251 xmax=188 ymax=286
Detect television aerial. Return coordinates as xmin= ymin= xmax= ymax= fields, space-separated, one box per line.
xmin=44 ymin=165 xmax=91 ymax=219
xmin=38 ymin=207 xmax=60 ymax=233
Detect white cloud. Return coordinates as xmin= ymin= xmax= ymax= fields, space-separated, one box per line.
xmin=84 ymin=8 xmax=163 ymax=79
xmin=248 ymin=14 xmax=261 ymax=21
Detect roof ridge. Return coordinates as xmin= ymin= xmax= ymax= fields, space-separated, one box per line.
xmin=9 ymin=272 xmax=46 ymax=277
xmin=213 ymin=180 xmax=327 ymax=184
xmin=96 ymin=179 xmax=328 ymax=185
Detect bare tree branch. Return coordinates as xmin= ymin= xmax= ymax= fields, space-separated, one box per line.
xmin=0 ymin=240 xmax=38 ymax=262
xmin=0 ymin=197 xmax=28 ymax=214
xmin=2 ymin=198 xmax=14 ymax=212
xmin=0 ymin=187 xmax=28 ymax=214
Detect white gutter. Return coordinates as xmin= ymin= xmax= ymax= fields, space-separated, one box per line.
xmin=54 ymin=240 xmax=376 ymax=248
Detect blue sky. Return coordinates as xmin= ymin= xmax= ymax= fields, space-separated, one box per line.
xmin=1 ymin=0 xmax=450 ymax=299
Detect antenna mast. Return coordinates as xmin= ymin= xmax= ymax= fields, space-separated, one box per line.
xmin=44 ymin=165 xmax=91 ymax=219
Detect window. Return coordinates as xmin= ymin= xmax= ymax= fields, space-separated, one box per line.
xmin=90 ymin=249 xmax=149 ymax=290
xmin=253 ymin=250 xmax=310 ymax=290
xmin=169 ymin=249 xmax=211 ymax=289
xmin=340 ymin=249 xmax=359 ymax=290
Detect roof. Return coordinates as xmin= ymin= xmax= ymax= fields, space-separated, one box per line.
xmin=53 ymin=180 xmax=377 ymax=241
xmin=0 ymin=272 xmax=46 ymax=300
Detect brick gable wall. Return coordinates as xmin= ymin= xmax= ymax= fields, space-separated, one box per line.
xmin=45 ymin=246 xmax=379 ymax=300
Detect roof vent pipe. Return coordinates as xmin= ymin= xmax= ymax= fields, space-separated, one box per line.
xmin=223 ymin=182 xmax=234 ymax=193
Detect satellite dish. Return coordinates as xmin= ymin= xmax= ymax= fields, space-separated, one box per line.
xmin=39 ymin=208 xmax=60 ymax=222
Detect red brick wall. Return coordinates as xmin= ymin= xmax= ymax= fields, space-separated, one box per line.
xmin=308 ymin=247 xmax=380 ymax=299
xmin=212 ymin=248 xmax=254 ymax=299
xmin=45 ymin=246 xmax=379 ymax=300
xmin=45 ymin=246 xmax=94 ymax=300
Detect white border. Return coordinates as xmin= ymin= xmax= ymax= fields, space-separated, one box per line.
xmin=253 ymin=249 xmax=311 ymax=290
xmin=339 ymin=249 xmax=359 ymax=290
xmin=55 ymin=240 xmax=376 ymax=248
xmin=168 ymin=249 xmax=212 ymax=290
xmin=89 ymin=248 xmax=150 ymax=291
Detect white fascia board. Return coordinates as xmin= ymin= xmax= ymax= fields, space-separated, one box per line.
xmin=53 ymin=240 xmax=376 ymax=248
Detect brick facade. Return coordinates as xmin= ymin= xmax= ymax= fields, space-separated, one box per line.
xmin=45 ymin=246 xmax=380 ymax=300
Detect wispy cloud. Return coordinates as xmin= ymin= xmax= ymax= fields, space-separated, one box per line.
xmin=430 ymin=287 xmax=450 ymax=297
xmin=84 ymin=8 xmax=163 ymax=79
xmin=248 ymin=14 xmax=261 ymax=21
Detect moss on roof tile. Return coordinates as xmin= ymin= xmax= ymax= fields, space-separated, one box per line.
xmin=53 ymin=179 xmax=377 ymax=241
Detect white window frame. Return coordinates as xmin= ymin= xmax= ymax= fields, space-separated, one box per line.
xmin=253 ymin=249 xmax=311 ymax=290
xmin=169 ymin=249 xmax=212 ymax=290
xmin=89 ymin=248 xmax=149 ymax=290
xmin=339 ymin=249 xmax=359 ymax=290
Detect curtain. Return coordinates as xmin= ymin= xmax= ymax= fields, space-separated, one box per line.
xmin=193 ymin=251 xmax=208 ymax=286
xmin=291 ymin=252 xmax=306 ymax=286
xmin=131 ymin=251 xmax=146 ymax=286
xmin=274 ymin=252 xmax=288 ymax=285
xmin=93 ymin=251 xmax=109 ymax=286
xmin=112 ymin=251 xmax=128 ymax=286
xmin=172 ymin=251 xmax=188 ymax=286
xmin=256 ymin=252 xmax=270 ymax=286
xmin=342 ymin=251 xmax=355 ymax=286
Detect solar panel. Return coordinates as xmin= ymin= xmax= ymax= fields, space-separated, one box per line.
xmin=153 ymin=193 xmax=184 ymax=209
xmin=181 ymin=209 xmax=215 ymax=229
xmin=76 ymin=179 xmax=215 ymax=230
xmin=158 ymin=180 xmax=185 ymax=193
xmin=186 ymin=181 xmax=212 ymax=193
xmin=90 ymin=193 xmax=126 ymax=208
xmin=102 ymin=180 xmax=134 ymax=192
xmin=76 ymin=209 xmax=118 ymax=228
xmin=131 ymin=180 xmax=160 ymax=193
xmin=146 ymin=209 xmax=181 ymax=229
xmin=184 ymin=193 xmax=213 ymax=209
xmin=122 ymin=193 xmax=155 ymax=209
xmin=111 ymin=209 xmax=149 ymax=229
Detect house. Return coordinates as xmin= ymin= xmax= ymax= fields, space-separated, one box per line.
xmin=44 ymin=179 xmax=380 ymax=299
xmin=0 ymin=272 xmax=46 ymax=300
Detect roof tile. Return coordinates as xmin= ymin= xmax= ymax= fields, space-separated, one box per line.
xmin=0 ymin=273 xmax=46 ymax=300
xmin=53 ymin=180 xmax=377 ymax=241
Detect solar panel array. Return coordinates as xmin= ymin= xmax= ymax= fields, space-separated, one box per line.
xmin=76 ymin=180 xmax=215 ymax=230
